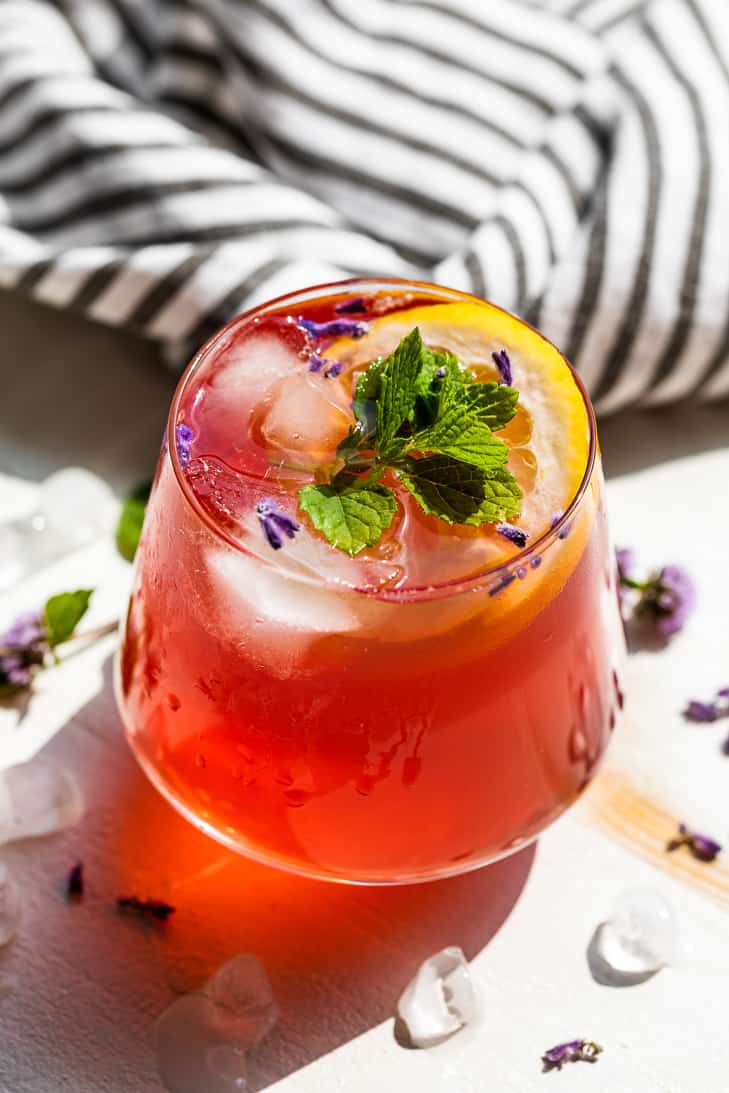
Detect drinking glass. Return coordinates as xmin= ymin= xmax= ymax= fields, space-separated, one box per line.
xmin=116 ymin=279 xmax=625 ymax=884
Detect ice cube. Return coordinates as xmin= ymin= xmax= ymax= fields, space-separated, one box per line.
xmin=598 ymin=887 xmax=678 ymax=975
xmin=208 ymin=550 xmax=360 ymax=638
xmin=212 ymin=333 xmax=298 ymax=400
xmin=155 ymin=955 xmax=277 ymax=1093
xmin=0 ymin=759 xmax=83 ymax=846
xmin=260 ymin=372 xmax=351 ymax=462
xmin=397 ymin=946 xmax=477 ymax=1048
xmin=0 ymin=863 xmax=21 ymax=946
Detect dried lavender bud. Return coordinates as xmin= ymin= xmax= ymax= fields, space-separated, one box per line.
xmin=0 ymin=610 xmax=48 ymax=693
xmin=495 ymin=522 xmax=529 ymax=549
xmin=542 ymin=1039 xmax=603 ymax=1070
xmin=175 ymin=424 xmax=194 ymax=468
xmin=256 ymin=498 xmax=300 ymax=551
xmin=666 ymin=823 xmax=721 ymax=862
xmin=297 ymin=317 xmax=368 ymax=339
xmin=491 ymin=348 xmax=513 ymax=386
xmin=117 ymin=896 xmax=176 ymax=922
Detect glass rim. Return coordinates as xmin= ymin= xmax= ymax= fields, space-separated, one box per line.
xmin=167 ymin=276 xmax=598 ymax=603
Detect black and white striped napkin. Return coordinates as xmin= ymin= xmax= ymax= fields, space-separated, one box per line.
xmin=1 ymin=0 xmax=728 ymax=413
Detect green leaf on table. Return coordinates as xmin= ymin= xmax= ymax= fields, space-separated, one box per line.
xmin=44 ymin=589 xmax=93 ymax=649
xmin=116 ymin=479 xmax=152 ymax=562
xmin=299 ymin=476 xmax=397 ymax=555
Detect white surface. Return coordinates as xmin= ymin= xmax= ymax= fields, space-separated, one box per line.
xmin=0 ymin=291 xmax=728 ymax=1092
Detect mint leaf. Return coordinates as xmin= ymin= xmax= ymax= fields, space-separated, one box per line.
xmin=116 ymin=479 xmax=151 ymax=562
xmin=400 ymin=456 xmax=521 ymax=525
xmin=399 ymin=456 xmax=486 ymax=523
xmin=44 ymin=589 xmax=93 ymax=649
xmin=299 ymin=477 xmax=397 ymax=555
xmin=376 ymin=327 xmax=424 ymax=450
xmin=465 ymin=382 xmax=519 ymax=431
xmin=411 ymin=404 xmax=509 ymax=471
xmin=465 ymin=467 xmax=522 ymax=525
xmin=354 ymin=356 xmax=388 ymax=402
xmin=412 ymin=347 xmax=462 ymax=429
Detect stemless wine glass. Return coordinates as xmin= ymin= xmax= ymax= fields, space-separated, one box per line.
xmin=116 ymin=279 xmax=625 ymax=884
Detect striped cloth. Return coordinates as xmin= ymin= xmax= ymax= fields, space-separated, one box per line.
xmin=1 ymin=0 xmax=728 ymax=413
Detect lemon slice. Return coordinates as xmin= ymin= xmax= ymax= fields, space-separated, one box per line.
xmin=328 ymin=300 xmax=591 ymax=549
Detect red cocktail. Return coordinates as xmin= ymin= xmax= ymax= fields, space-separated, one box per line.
xmin=117 ymin=280 xmax=624 ymax=883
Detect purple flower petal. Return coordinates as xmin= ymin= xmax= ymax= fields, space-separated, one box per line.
xmin=692 ymin=834 xmax=722 ymax=862
xmin=435 ymin=366 xmax=447 ymax=379
xmin=543 ymin=1041 xmax=582 ymax=1065
xmin=324 ymin=361 xmax=343 ymax=379
xmin=667 ymin=823 xmax=721 ymax=862
xmin=175 ymin=423 xmax=194 ymax=468
xmin=491 ymin=348 xmax=513 ymax=386
xmin=0 ymin=608 xmax=48 ymax=693
xmin=616 ymin=547 xmax=635 ymax=583
xmin=718 ymin=687 xmax=729 ymax=699
xmin=495 ymin=522 xmax=529 ymax=549
xmin=489 ymin=574 xmax=516 ymax=598
xmin=308 ymin=353 xmax=328 ymax=373
xmin=257 ymin=498 xmax=300 ymax=551
xmin=298 ymin=317 xmax=368 ymax=339
xmin=652 ymin=565 xmax=696 ymax=638
xmin=335 ymin=296 xmax=367 ymax=314
xmin=542 ymin=1040 xmax=602 ymax=1070
xmin=550 ymin=510 xmax=572 ymax=540
xmin=684 ymin=700 xmax=722 ymax=723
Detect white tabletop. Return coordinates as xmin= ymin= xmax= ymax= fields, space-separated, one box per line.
xmin=1 ymin=290 xmax=728 ymax=1093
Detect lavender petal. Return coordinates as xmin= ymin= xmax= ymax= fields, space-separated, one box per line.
xmin=257 ymin=499 xmax=300 ymax=551
xmin=491 ymin=348 xmax=513 ymax=386
xmin=298 ymin=317 xmax=368 ymax=339
xmin=495 ymin=522 xmax=529 ymax=549
xmin=684 ymin=700 xmax=722 ymax=723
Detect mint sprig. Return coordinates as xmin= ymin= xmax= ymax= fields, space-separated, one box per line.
xmin=298 ymin=327 xmax=522 ymax=554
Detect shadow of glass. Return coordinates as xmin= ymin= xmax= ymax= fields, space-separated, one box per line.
xmin=22 ymin=654 xmax=534 ymax=1092
xmin=586 ymin=923 xmax=658 ymax=988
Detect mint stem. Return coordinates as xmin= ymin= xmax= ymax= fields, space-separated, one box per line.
xmin=0 ymin=620 xmax=118 ymax=657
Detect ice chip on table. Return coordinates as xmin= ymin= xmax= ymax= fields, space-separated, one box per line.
xmin=598 ymin=887 xmax=679 ymax=975
xmin=0 ymin=759 xmax=83 ymax=846
xmin=155 ymin=955 xmax=278 ymax=1093
xmin=0 ymin=864 xmax=21 ymax=946
xmin=397 ymin=946 xmax=477 ymax=1048
xmin=206 ymin=955 xmax=280 ymax=1046
xmin=260 ymin=372 xmax=351 ymax=462
xmin=0 ymin=467 xmax=117 ymax=591
xmin=38 ymin=467 xmax=117 ymax=543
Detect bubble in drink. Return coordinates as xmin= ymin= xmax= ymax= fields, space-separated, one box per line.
xmin=0 ymin=759 xmax=83 ymax=846
xmin=599 ymin=887 xmax=678 ymax=974
xmin=397 ymin=946 xmax=477 ymax=1048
